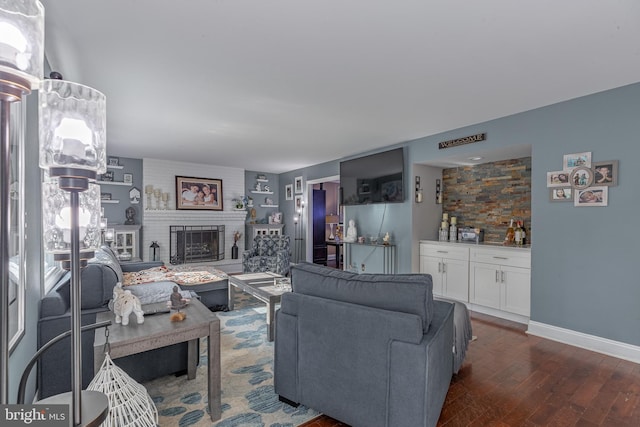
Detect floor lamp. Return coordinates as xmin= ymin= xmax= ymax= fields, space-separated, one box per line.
xmin=293 ymin=200 xmax=305 ymax=263
xmin=0 ymin=0 xmax=45 ymax=405
xmin=38 ymin=77 xmax=109 ymax=426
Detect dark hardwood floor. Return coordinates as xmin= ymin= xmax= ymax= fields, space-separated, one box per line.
xmin=299 ymin=311 xmax=640 ymax=427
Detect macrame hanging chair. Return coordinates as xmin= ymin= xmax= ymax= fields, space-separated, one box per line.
xmin=88 ymin=332 xmax=158 ymax=427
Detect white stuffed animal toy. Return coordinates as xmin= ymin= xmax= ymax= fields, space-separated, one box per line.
xmin=111 ymin=282 xmax=144 ymax=326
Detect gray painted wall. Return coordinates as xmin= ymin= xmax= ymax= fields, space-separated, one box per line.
xmin=100 ymin=156 xmax=143 ymax=225
xmin=279 ymin=82 xmax=640 ymax=347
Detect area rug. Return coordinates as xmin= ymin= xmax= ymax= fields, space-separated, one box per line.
xmin=143 ymin=301 xmax=318 ymax=426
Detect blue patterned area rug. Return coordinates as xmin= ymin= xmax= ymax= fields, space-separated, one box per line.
xmin=143 ymin=303 xmax=318 ymax=426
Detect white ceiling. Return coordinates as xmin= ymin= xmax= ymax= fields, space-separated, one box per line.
xmin=40 ymin=0 xmax=640 ymax=173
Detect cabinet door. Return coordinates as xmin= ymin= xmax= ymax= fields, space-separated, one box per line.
xmin=442 ymin=257 xmax=469 ymax=302
xmin=501 ymin=265 xmax=531 ymax=316
xmin=420 ymin=256 xmax=444 ymax=296
xmin=470 ymin=262 xmax=500 ymax=309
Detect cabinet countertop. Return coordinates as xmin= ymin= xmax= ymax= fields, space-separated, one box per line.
xmin=420 ymin=240 xmax=531 ymax=251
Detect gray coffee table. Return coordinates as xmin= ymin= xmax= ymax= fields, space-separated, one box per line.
xmin=94 ymin=298 xmax=221 ymax=421
xmin=228 ymin=272 xmax=290 ymax=341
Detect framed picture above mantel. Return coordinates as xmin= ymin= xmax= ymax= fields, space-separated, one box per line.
xmin=175 ymin=176 xmax=223 ymax=210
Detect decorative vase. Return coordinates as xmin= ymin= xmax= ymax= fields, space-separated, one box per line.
xmin=232 ymin=243 xmax=239 ymax=259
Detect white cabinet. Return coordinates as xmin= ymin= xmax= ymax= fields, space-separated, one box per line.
xmin=469 ymin=246 xmax=531 ymax=317
xmin=112 ymin=225 xmax=141 ymax=262
xmin=419 ymin=243 xmax=469 ymax=302
xmin=247 ymin=224 xmax=284 ymax=238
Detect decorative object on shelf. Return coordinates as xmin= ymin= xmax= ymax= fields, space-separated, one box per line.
xmin=285 ymin=184 xmax=293 ymax=200
xmin=101 ymin=192 xmax=112 ymax=200
xmin=153 ymin=188 xmax=162 ymax=210
xmin=325 ymin=214 xmax=339 ymax=240
xmin=294 ymin=176 xmax=304 ymax=194
xmin=383 ymin=232 xmax=391 ymax=245
xmin=145 ymin=185 xmax=154 ymax=208
xmin=124 ymin=206 xmax=137 ymax=225
xmin=265 ymin=197 xmax=274 ymax=205
xmin=264 ymin=184 xmax=270 ymax=192
xmin=255 ymin=182 xmax=262 ymax=191
xmin=102 ymin=170 xmax=114 ymax=181
xmin=111 ymin=283 xmax=144 ymax=326
xmin=247 ymin=196 xmax=253 ymax=207
xmin=38 ymin=69 xmax=109 ymax=423
xmin=129 ymin=186 xmax=141 ymax=204
xmin=250 ymin=208 xmax=257 ymax=223
xmin=234 ymin=198 xmax=245 ymax=209
xmin=343 ymin=219 xmax=357 ymax=242
xmin=257 ymin=174 xmax=267 ymax=180
xmin=569 ymin=166 xmax=593 ymax=190
xmin=123 ymin=173 xmax=133 ymax=183
xmin=176 ymin=175 xmax=223 ymax=210
xmin=161 ymin=192 xmax=169 ymax=210
xmin=232 ymin=231 xmax=242 ymax=259
xmin=107 ymin=156 xmax=120 ymax=167
xmin=149 ymin=241 xmax=160 ymax=262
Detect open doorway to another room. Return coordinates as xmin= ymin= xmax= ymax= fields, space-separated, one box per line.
xmin=305 ymin=176 xmax=341 ymax=269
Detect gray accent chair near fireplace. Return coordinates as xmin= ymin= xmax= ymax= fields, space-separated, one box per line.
xmin=242 ymin=235 xmax=291 ymax=276
xmin=274 ymin=263 xmax=455 ymax=427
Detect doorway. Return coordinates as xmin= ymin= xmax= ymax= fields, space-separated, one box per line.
xmin=305 ymin=175 xmax=340 ymax=268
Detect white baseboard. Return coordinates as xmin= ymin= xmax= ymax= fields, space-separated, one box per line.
xmin=468 ymin=303 xmax=529 ymax=325
xmin=527 ymin=321 xmax=640 ymax=364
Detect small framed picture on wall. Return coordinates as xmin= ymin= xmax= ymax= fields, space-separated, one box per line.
xmin=294 ymin=176 xmax=303 ymax=194
xmin=123 ymin=173 xmax=133 ymax=184
xmin=285 ymin=184 xmax=293 ymax=200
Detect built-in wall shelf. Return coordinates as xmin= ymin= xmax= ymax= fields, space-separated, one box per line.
xmin=260 ymin=204 xmax=279 ymax=208
xmin=101 ymin=200 xmax=120 ymax=204
xmin=251 ymin=190 xmax=274 ymax=195
xmin=106 ymin=165 xmax=124 ymax=170
xmin=97 ymin=181 xmax=131 ymax=186
xmin=256 ymin=178 xmax=268 ymax=183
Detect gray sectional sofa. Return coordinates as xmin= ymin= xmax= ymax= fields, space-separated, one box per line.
xmin=38 ymin=246 xmax=196 ymax=399
xmin=274 ymin=263 xmax=457 ymax=427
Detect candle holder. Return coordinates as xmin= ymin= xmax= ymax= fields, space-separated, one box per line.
xmin=161 ymin=192 xmax=169 ymax=210
xmin=145 ymin=185 xmax=154 ymax=209
xmin=153 ymin=189 xmax=162 ymax=210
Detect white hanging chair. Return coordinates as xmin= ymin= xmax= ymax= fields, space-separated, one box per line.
xmin=88 ymin=353 xmax=158 ymax=427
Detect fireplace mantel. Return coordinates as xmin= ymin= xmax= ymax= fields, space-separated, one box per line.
xmin=144 ymin=210 xmax=248 ymax=222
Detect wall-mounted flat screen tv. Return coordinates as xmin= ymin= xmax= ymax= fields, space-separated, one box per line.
xmin=340 ymin=147 xmax=404 ymax=206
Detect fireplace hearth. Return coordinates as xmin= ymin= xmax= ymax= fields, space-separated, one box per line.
xmin=170 ymin=225 xmax=225 ymax=264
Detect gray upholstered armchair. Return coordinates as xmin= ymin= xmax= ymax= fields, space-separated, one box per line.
xmin=242 ymin=235 xmax=291 ymax=276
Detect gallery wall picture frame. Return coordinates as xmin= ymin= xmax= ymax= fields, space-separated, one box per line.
xmin=574 ymin=186 xmax=608 ymax=207
xmin=563 ymin=151 xmax=592 ymax=170
xmin=285 ymin=184 xmax=293 ymax=200
xmin=294 ymin=176 xmax=304 ymax=194
xmin=546 ymin=171 xmax=570 ymax=187
xmin=295 ymin=194 xmax=304 ymax=210
xmin=569 ymin=166 xmax=594 ymax=190
xmin=107 ymin=156 xmax=120 ymax=166
xmin=549 ymin=187 xmax=572 ymax=202
xmin=175 ymin=176 xmax=223 ymax=210
xmin=123 ymin=173 xmax=133 ymax=184
xmin=592 ymin=160 xmax=618 ymax=187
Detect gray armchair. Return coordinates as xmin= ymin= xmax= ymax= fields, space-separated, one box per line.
xmin=275 ymin=263 xmax=455 ymax=427
xmin=242 ymin=235 xmax=291 ymax=276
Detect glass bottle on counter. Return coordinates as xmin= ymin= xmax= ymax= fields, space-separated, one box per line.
xmin=504 ymin=218 xmax=515 ymax=245
xmin=514 ymin=221 xmax=523 ymax=245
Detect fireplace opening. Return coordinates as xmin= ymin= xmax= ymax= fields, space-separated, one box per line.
xmin=170 ymin=225 xmax=225 ymax=264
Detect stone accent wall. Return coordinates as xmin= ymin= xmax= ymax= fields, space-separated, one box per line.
xmin=442 ymin=157 xmax=531 ymax=244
